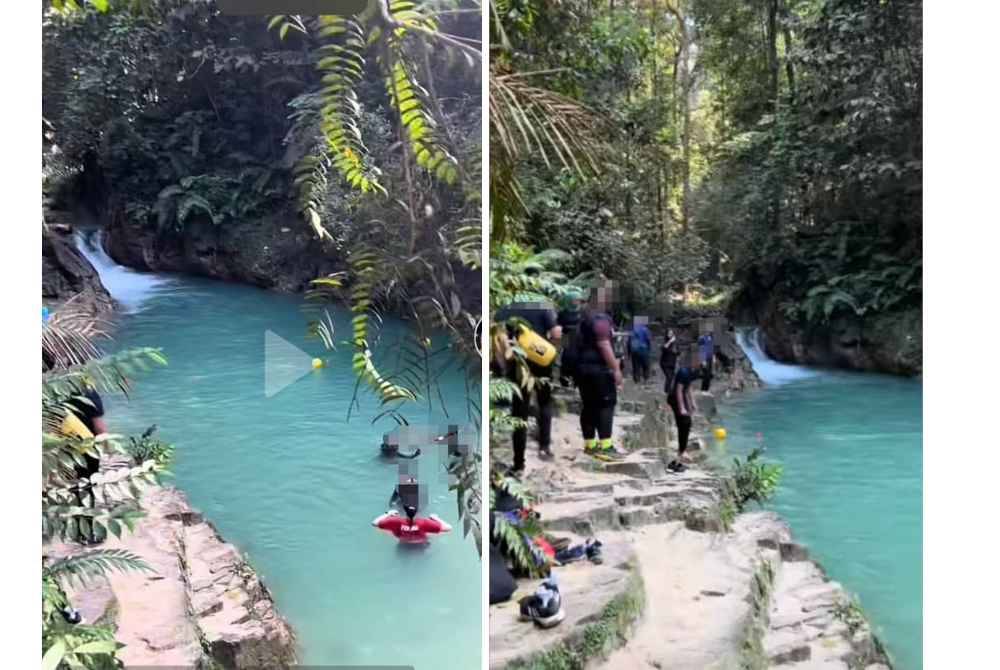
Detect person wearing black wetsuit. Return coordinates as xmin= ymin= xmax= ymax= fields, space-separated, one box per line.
xmin=494 ymin=301 xmax=562 ymax=473
xmin=379 ymin=433 xmax=421 ymax=460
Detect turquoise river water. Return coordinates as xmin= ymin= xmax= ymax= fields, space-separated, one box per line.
xmin=77 ymin=233 xmax=482 ymax=669
xmin=729 ymin=331 xmax=922 ymax=669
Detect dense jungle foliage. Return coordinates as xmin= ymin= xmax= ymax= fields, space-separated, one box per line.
xmin=490 ymin=0 xmax=921 ymax=324
xmin=43 ymin=0 xmax=483 ymax=513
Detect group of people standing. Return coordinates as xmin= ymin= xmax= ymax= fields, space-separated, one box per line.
xmin=495 ymin=281 xmax=720 ymax=475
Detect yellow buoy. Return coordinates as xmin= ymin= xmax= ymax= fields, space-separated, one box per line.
xmin=713 ymin=427 xmax=727 ymax=441
xmin=312 ymin=358 xmax=324 ymax=369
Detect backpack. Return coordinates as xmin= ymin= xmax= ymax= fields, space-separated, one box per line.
xmin=489 ymin=542 xmax=517 ymax=604
xmin=629 ymin=327 xmax=650 ymax=353
xmin=560 ymin=327 xmax=581 ymax=380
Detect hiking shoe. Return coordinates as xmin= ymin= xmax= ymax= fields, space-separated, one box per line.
xmin=506 ymin=463 xmax=524 ymax=479
xmin=584 ymin=442 xmax=626 ymax=460
xmin=593 ymin=446 xmax=628 ymax=462
xmin=538 ymin=447 xmax=554 ymax=461
xmin=667 ymin=460 xmax=688 ymax=473
xmin=586 ymin=539 xmax=604 ymax=565
xmin=519 ymin=577 xmax=564 ymax=628
xmin=554 ymin=543 xmax=587 ymax=565
xmin=60 ymin=607 xmax=83 ymax=625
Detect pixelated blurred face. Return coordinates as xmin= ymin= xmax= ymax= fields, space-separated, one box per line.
xmin=635 ymin=315 xmax=648 ymax=327
xmin=591 ymin=282 xmax=616 ymax=311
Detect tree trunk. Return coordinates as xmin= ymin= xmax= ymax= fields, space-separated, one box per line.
xmin=666 ymin=2 xmax=690 ymax=233
xmin=767 ymin=0 xmax=779 ymax=111
xmin=782 ymin=16 xmax=796 ymax=102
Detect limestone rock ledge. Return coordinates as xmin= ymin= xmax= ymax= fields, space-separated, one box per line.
xmin=51 ymin=486 xmax=296 ymax=669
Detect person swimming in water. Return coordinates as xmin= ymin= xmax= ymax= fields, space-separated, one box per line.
xmin=379 ymin=432 xmax=421 ymax=459
xmin=372 ymin=505 xmax=452 ymax=544
xmin=388 ymin=476 xmax=419 ymax=511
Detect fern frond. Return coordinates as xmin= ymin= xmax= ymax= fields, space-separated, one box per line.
xmin=455 ymin=223 xmax=481 ymax=269
xmin=384 ymin=56 xmax=459 ymax=185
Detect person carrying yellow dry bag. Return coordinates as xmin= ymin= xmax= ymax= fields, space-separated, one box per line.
xmin=515 ymin=324 xmax=557 ymax=367
xmin=493 ymin=300 xmax=563 ymax=472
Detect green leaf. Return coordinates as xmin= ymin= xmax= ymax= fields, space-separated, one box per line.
xmin=42 ymin=640 xmax=66 ymax=670
xmin=73 ymin=640 xmax=120 ymax=655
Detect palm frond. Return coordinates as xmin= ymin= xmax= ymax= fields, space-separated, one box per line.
xmin=42 ymin=296 xmax=112 ymax=371
xmin=44 ymin=549 xmax=152 ymax=590
xmin=489 ymin=67 xmax=607 ymax=242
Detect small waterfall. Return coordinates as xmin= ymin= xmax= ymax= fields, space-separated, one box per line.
xmin=736 ymin=328 xmax=818 ymax=385
xmin=74 ymin=230 xmax=171 ymax=312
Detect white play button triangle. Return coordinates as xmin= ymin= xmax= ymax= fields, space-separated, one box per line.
xmin=264 ymin=329 xmax=314 ymax=398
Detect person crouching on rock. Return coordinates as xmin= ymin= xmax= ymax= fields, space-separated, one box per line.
xmin=372 ymin=506 xmax=452 ymax=545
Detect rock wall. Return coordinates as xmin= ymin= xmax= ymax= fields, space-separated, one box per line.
xmin=105 ymin=206 xmax=344 ymax=293
xmin=733 ymin=289 xmax=921 ymax=377
xmin=51 ymin=485 xmax=297 ymax=669
xmin=42 ymin=224 xmax=114 ymax=314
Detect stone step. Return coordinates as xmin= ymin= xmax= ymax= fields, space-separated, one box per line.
xmin=579 ymin=457 xmax=668 ymax=480
xmin=489 ymin=541 xmax=643 ymax=670
xmin=539 ymin=482 xmax=723 ymax=536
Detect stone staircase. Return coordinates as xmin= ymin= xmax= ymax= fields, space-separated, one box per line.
xmin=490 ymin=377 xmax=893 ymax=670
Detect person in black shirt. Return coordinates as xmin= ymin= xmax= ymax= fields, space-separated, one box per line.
xmin=557 ymin=290 xmax=585 ymax=387
xmin=659 ymin=328 xmax=679 ymax=395
xmin=575 ymin=284 xmax=626 ymax=460
xmin=67 ymin=386 xmax=108 ymax=545
xmin=666 ymin=356 xmax=700 ymax=473
xmin=494 ymin=301 xmax=562 ymax=473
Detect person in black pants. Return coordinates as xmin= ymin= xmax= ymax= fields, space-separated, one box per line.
xmin=495 ymin=301 xmax=562 ymax=473
xmin=67 ymin=386 xmax=108 ymax=544
xmin=575 ymin=284 xmax=626 ymax=460
xmin=666 ymin=362 xmax=700 ymax=473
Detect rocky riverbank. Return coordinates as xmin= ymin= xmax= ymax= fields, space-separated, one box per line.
xmin=45 ymin=484 xmax=297 ymax=668
xmin=489 ymin=337 xmax=894 ymax=670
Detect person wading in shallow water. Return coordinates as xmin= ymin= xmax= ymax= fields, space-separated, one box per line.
xmin=576 ymin=282 xmax=627 ymax=461
xmin=372 ymin=505 xmax=452 ymax=545
xmin=666 ymin=351 xmax=701 ymax=473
